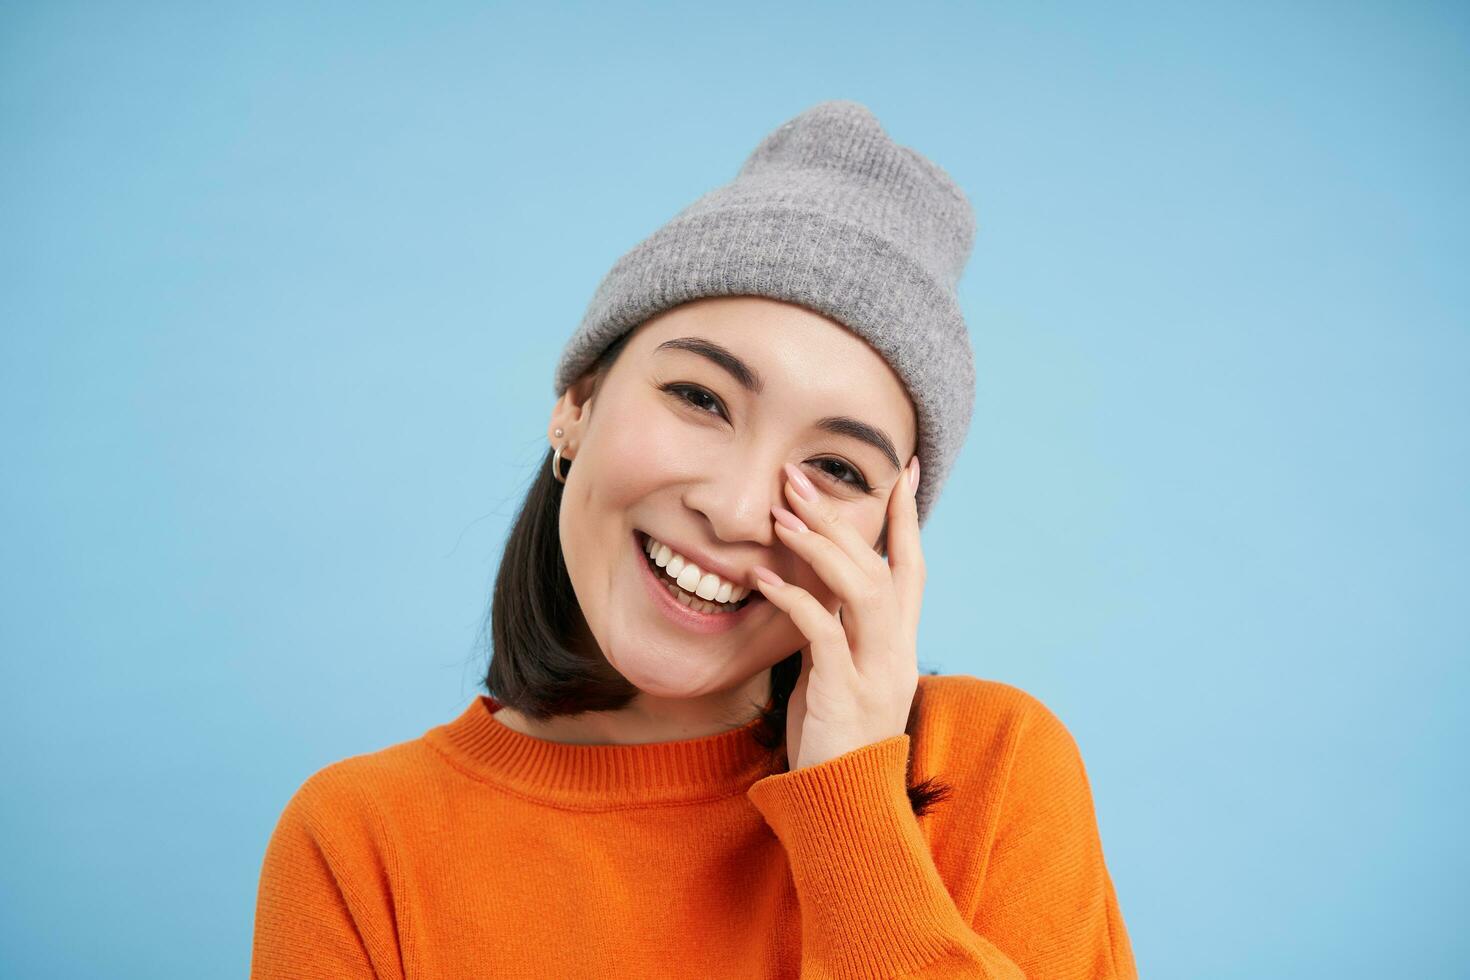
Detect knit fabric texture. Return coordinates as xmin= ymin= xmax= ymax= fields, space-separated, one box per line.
xmin=553 ymin=100 xmax=977 ymax=527
xmin=251 ymin=675 xmax=1138 ymax=979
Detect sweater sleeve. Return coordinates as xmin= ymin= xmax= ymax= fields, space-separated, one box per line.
xmin=744 ymin=703 xmax=1137 ymax=980
xmin=968 ymin=700 xmax=1138 ymax=980
xmin=250 ymin=770 xmax=406 ymax=980
xmin=746 ymin=735 xmax=1025 ymax=980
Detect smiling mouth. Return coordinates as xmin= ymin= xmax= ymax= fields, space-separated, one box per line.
xmin=638 ymin=532 xmax=761 ymax=614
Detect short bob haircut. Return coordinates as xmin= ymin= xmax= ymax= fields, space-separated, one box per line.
xmin=480 ymin=326 xmax=953 ymax=818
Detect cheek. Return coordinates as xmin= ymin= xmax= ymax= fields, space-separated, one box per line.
xmin=585 ymin=401 xmax=681 ymax=494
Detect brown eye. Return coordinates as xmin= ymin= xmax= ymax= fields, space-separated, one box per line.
xmin=812 ymin=458 xmax=872 ymax=492
xmin=662 ymin=383 xmax=728 ymax=420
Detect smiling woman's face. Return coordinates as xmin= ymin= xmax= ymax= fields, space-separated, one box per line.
xmin=549 ymin=295 xmax=918 ymax=702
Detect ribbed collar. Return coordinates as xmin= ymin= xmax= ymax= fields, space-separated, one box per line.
xmin=423 ymin=695 xmax=780 ymax=809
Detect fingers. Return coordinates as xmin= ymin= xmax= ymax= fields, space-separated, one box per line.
xmin=771 ymin=502 xmax=879 ymax=612
xmin=750 ymin=567 xmax=856 ymax=680
xmin=759 ymin=458 xmax=926 ymax=688
xmin=886 ymin=456 xmax=924 ymax=635
xmin=779 ymin=463 xmax=890 ymax=582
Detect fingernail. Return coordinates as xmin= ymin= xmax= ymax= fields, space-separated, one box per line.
xmin=771 ymin=504 xmax=808 ymax=533
xmin=753 ymin=565 xmax=783 ymax=589
xmin=907 ymin=456 xmax=920 ymax=492
xmin=784 ymin=462 xmax=818 ymax=502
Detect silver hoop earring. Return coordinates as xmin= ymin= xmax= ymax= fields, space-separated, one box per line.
xmin=552 ymin=441 xmax=569 ymax=484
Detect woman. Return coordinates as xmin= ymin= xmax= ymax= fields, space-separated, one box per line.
xmin=251 ymin=100 xmax=1138 ymax=979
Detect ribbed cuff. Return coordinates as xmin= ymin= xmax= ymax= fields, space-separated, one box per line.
xmin=746 ymin=735 xmax=973 ymax=979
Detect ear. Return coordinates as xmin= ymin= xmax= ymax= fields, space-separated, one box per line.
xmin=547 ymin=374 xmax=598 ymax=449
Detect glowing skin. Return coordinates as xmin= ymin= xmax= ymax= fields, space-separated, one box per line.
xmin=493 ymin=296 xmax=918 ymax=746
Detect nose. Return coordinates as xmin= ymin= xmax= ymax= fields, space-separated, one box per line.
xmin=682 ymin=451 xmax=785 ymax=548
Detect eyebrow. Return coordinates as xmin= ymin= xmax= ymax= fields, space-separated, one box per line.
xmin=654 ymin=336 xmax=903 ymax=472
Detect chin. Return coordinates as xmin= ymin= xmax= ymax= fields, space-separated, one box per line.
xmin=598 ymin=636 xmax=737 ymax=698
xmin=608 ymin=655 xmax=729 ymax=702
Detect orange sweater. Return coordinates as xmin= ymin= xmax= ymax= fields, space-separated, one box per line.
xmin=251 ymin=675 xmax=1137 ymax=979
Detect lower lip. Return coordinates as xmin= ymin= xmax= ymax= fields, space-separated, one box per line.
xmin=634 ymin=531 xmax=765 ymax=635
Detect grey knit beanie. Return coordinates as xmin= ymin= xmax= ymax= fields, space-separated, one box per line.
xmin=554 ymin=99 xmax=977 ymax=527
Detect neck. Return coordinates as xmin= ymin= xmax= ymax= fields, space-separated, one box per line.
xmin=493 ymin=668 xmax=773 ymax=746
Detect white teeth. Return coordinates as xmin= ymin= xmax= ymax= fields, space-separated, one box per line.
xmin=695 ymin=572 xmax=721 ymax=600
xmin=662 ymin=578 xmax=724 ymax=614
xmin=660 ymin=577 xmax=721 ymax=613
xmin=642 ymin=533 xmax=748 ymax=606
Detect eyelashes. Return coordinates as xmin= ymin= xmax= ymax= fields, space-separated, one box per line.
xmin=810 ymin=458 xmax=874 ymax=492
xmin=666 ymin=382 xmax=723 ymax=418
xmin=659 ymin=382 xmax=874 ymax=493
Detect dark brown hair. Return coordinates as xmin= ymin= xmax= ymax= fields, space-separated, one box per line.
xmin=480 ymin=329 xmax=953 ymax=818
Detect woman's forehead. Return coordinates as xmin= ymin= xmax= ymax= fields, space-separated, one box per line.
xmin=638 ymin=299 xmax=900 ymax=388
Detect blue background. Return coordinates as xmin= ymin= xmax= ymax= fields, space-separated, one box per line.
xmin=3 ymin=3 xmax=1466 ymax=976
